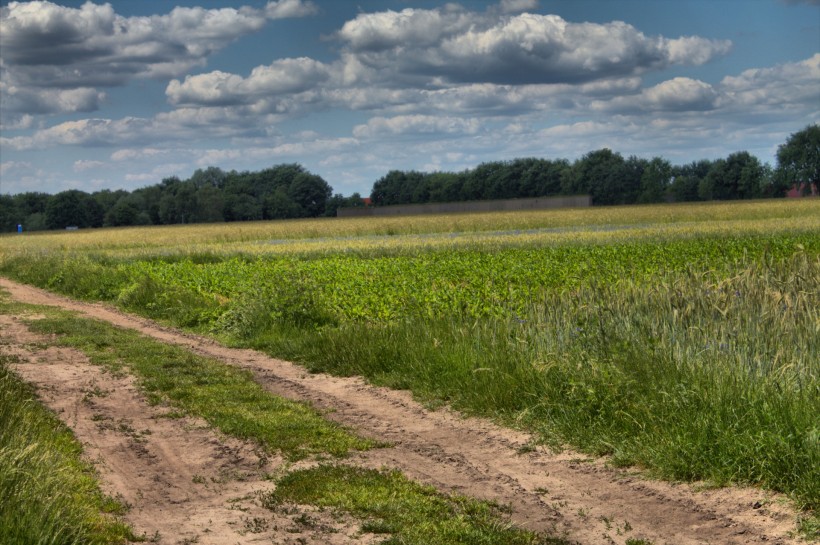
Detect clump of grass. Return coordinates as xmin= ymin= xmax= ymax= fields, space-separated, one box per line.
xmin=262 ymin=465 xmax=565 ymax=545
xmin=0 ymin=355 xmax=134 ymax=545
xmin=22 ymin=310 xmax=373 ymax=460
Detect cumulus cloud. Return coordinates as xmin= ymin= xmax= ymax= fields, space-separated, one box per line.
xmin=73 ymin=159 xmax=105 ymax=172
xmin=265 ymin=0 xmax=318 ymax=19
xmin=0 ymin=0 xmax=316 ymax=115
xmin=589 ymin=55 xmax=819 ymax=117
xmin=719 ymin=53 xmax=820 ymax=109
xmin=337 ymin=8 xmax=731 ymax=86
xmin=1 ymin=84 xmax=105 ymax=115
xmin=593 ymin=77 xmax=719 ymax=113
xmin=353 ymin=115 xmax=481 ymax=138
xmin=166 ymin=58 xmax=332 ymax=106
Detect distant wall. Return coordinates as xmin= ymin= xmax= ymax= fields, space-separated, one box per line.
xmin=337 ymin=195 xmax=591 ymax=217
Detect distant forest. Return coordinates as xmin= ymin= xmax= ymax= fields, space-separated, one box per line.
xmin=1 ymin=125 xmax=816 ymax=233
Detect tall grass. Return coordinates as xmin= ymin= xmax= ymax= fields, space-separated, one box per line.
xmin=1 ymin=201 xmax=817 ymax=511
xmin=254 ymin=252 xmax=819 ymax=509
xmin=0 ymin=356 xmax=133 ymax=545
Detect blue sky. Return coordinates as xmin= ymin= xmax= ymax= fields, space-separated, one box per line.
xmin=1 ymin=0 xmax=818 ymax=197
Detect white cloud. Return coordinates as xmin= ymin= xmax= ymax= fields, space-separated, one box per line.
xmin=0 ymin=0 xmax=317 ymax=116
xmin=337 ymin=8 xmax=731 ymax=86
xmin=588 ymin=54 xmax=819 ymax=117
xmin=265 ymin=0 xmax=318 ymax=19
xmin=73 ymin=160 xmax=105 ymax=172
xmin=719 ymin=53 xmax=820 ymax=110
xmin=110 ymin=148 xmax=171 ymax=161
xmin=125 ymin=163 xmax=189 ymax=182
xmin=166 ymin=58 xmax=332 ymax=106
xmin=352 ymin=115 xmax=482 ymax=138
xmin=593 ymin=77 xmax=719 ymax=113
xmin=1 ymin=83 xmax=105 ymax=115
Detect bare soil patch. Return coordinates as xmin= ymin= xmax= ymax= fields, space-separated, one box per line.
xmin=0 ymin=315 xmax=377 ymax=545
xmin=0 ymin=277 xmax=805 ymax=545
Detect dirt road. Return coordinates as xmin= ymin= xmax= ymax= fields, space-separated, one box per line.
xmin=0 ymin=277 xmax=803 ymax=545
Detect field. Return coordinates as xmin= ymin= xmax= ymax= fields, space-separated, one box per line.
xmin=1 ymin=198 xmax=819 ymax=543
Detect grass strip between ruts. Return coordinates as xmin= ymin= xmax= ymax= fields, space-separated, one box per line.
xmin=2 ymin=296 xmax=562 ymax=544
xmin=6 ymin=299 xmax=373 ymax=461
xmin=0 ymin=354 xmax=135 ymax=545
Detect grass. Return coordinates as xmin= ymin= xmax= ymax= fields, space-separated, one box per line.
xmin=2 ymin=199 xmax=817 ymax=259
xmin=1 ymin=199 xmax=818 ymax=520
xmin=0 ymin=352 xmax=134 ymax=545
xmin=10 ymin=303 xmax=373 ymax=461
xmin=225 ymin=249 xmax=819 ymax=512
xmin=262 ymin=464 xmax=565 ymax=545
xmin=0 ymin=296 xmax=572 ymax=544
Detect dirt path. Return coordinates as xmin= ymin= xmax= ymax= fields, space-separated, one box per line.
xmin=0 ymin=277 xmax=804 ymax=545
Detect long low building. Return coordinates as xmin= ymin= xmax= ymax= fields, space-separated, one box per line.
xmin=337 ymin=195 xmax=592 ymax=217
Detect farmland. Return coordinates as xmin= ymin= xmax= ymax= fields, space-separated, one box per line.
xmin=1 ymin=198 xmax=819 ymax=525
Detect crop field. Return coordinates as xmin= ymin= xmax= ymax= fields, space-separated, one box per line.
xmin=2 ymin=198 xmax=819 ymax=519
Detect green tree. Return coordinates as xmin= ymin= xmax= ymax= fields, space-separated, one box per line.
xmin=565 ymin=149 xmax=634 ymax=205
xmin=265 ymin=188 xmax=301 ymax=219
xmin=638 ymin=157 xmax=672 ymax=204
xmin=0 ymin=195 xmax=19 ymax=232
xmin=288 ymin=172 xmax=332 ymax=217
xmin=776 ymin=124 xmax=819 ymax=196
xmin=45 ymin=190 xmax=97 ymax=229
xmin=699 ymin=152 xmax=764 ymax=200
xmin=194 ymin=185 xmax=225 ymax=223
xmin=104 ymin=198 xmax=141 ymax=227
xmin=669 ymin=160 xmax=712 ymax=202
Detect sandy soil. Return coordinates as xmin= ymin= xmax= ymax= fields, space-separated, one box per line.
xmin=0 ymin=277 xmax=806 ymax=545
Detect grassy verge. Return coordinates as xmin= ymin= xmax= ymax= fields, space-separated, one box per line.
xmin=1 ymin=297 xmax=557 ymax=544
xmin=0 ymin=353 xmax=134 ymax=545
xmin=5 ymin=303 xmax=372 ymax=461
xmin=263 ymin=465 xmax=565 ymax=545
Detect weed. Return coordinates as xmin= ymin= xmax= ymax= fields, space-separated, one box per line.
xmin=263 ymin=464 xmax=567 ymax=545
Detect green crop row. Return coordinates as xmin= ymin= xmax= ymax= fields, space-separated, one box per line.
xmin=38 ymin=231 xmax=813 ymax=329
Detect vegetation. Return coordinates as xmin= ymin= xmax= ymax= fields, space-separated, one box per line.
xmin=0 ymin=163 xmax=334 ymax=232
xmin=777 ymin=124 xmax=820 ymax=197
xmin=1 ymin=200 xmax=818 ymax=514
xmin=263 ymin=465 xmax=562 ymax=544
xmin=2 ymin=125 xmax=816 ymax=233
xmin=0 ymin=347 xmax=133 ymax=545
xmin=13 ymin=306 xmax=373 ymax=461
xmin=0 ymin=296 xmax=560 ymax=544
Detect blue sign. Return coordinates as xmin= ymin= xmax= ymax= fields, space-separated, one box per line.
xmin=17 ymin=224 xmax=22 ymax=234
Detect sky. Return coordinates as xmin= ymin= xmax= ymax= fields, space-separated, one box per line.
xmin=1 ymin=0 xmax=818 ymax=197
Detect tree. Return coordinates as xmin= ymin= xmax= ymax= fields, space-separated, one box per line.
xmin=565 ymin=149 xmax=634 ymax=205
xmin=288 ymin=172 xmax=332 ymax=217
xmin=194 ymin=185 xmax=225 ymax=223
xmin=0 ymin=195 xmax=19 ymax=232
xmin=699 ymin=152 xmax=764 ymax=200
xmin=45 ymin=190 xmax=95 ymax=229
xmin=638 ymin=157 xmax=672 ymax=204
xmin=776 ymin=124 xmax=819 ymax=196
xmin=104 ymin=198 xmax=141 ymax=227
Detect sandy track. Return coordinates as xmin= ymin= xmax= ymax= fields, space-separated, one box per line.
xmin=0 ymin=277 xmax=803 ymax=545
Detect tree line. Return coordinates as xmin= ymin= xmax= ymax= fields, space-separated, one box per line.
xmin=371 ymin=125 xmax=818 ymax=207
xmin=0 ymin=163 xmax=363 ymax=232
xmin=1 ymin=125 xmax=816 ymax=233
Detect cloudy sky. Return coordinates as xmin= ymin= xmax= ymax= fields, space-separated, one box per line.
xmin=1 ymin=0 xmax=818 ymax=196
